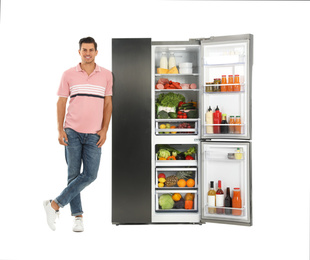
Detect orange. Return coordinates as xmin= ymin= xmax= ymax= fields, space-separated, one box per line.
xmin=186 ymin=178 xmax=195 ymax=187
xmin=177 ymin=179 xmax=186 ymax=187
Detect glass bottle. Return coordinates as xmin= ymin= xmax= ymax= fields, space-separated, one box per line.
xmin=207 ymin=181 xmax=216 ymax=214
xmin=227 ymin=75 xmax=234 ymax=91
xmin=160 ymin=52 xmax=168 ymax=69
xmin=229 ymin=116 xmax=235 ymax=134
xmin=216 ymin=180 xmax=224 ymax=214
xmin=234 ymin=74 xmax=240 ymax=91
xmin=220 ymin=114 xmax=229 ymax=134
xmin=224 ymin=187 xmax=232 ymax=215
xmin=221 ymin=75 xmax=227 ymax=92
xmin=168 ymin=52 xmax=176 ymax=70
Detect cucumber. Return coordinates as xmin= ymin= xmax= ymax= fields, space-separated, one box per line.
xmin=168 ymin=112 xmax=177 ymax=119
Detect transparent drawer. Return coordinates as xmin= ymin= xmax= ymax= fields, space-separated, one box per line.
xmin=155 ymin=119 xmax=198 ymax=135
xmin=155 ymin=190 xmax=198 ymax=212
xmin=155 ymin=168 xmax=197 ymax=189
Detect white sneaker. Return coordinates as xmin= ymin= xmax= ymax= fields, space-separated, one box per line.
xmin=43 ymin=200 xmax=59 ymax=231
xmin=73 ymin=217 xmax=84 ymax=232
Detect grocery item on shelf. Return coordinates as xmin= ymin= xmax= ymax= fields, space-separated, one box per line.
xmin=207 ymin=181 xmax=216 ymax=214
xmin=235 ymin=116 xmax=242 ymax=134
xmin=179 ymin=62 xmax=193 ymax=74
xmin=206 ymin=106 xmax=213 ymax=134
xmin=220 ymin=114 xmax=229 ymax=134
xmin=206 ymin=82 xmax=213 ymax=92
xmin=168 ymin=52 xmax=176 ymax=70
xmin=213 ymin=106 xmax=222 ymax=134
xmin=221 ymin=75 xmax=227 ymax=92
xmin=227 ymin=75 xmax=234 ymax=91
xmin=232 ymin=188 xmax=242 ymax=216
xmin=213 ymin=78 xmax=221 ymax=92
xmin=234 ymin=148 xmax=243 ymax=160
xmin=234 ymin=74 xmax=241 ymax=91
xmin=224 ymin=187 xmax=232 ymax=215
xmin=160 ymin=52 xmax=168 ymax=69
xmin=216 ymin=180 xmax=224 ymax=214
xmin=229 ymin=116 xmax=235 ymax=134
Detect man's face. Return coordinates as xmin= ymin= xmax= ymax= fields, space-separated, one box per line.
xmin=79 ymin=43 xmax=98 ymax=64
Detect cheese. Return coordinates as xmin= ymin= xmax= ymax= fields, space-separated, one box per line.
xmin=157 ymin=68 xmax=169 ymax=74
xmin=167 ymin=66 xmax=179 ymax=74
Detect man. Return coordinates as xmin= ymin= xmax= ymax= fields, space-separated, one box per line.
xmin=43 ymin=37 xmax=113 ymax=232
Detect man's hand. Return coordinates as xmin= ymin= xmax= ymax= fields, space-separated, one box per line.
xmin=96 ymin=129 xmax=107 ymax=148
xmin=58 ymin=130 xmax=68 ymax=146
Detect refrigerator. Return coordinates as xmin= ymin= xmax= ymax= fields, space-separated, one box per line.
xmin=112 ymin=34 xmax=253 ymax=226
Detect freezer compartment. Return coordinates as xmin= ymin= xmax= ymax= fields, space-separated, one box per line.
xmin=155 ymin=167 xmax=197 ymax=189
xmin=155 ymin=119 xmax=198 ymax=135
xmin=201 ymin=142 xmax=251 ymax=225
xmin=155 ymin=190 xmax=198 ymax=212
xmin=155 ymin=144 xmax=198 ymax=166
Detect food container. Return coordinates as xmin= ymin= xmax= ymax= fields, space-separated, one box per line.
xmin=179 ymin=62 xmax=193 ymax=74
xmin=227 ymin=153 xmax=235 ymax=159
xmin=206 ymin=83 xmax=213 ymax=92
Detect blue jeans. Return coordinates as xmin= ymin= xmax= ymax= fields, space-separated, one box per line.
xmin=54 ymin=128 xmax=101 ymax=216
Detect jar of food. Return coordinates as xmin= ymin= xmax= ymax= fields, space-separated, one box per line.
xmin=206 ymin=82 xmax=213 ymax=92
xmin=213 ymin=78 xmax=221 ymax=92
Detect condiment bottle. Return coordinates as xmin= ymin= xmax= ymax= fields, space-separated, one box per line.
xmin=208 ymin=181 xmax=216 ymax=214
xmin=235 ymin=116 xmax=241 ymax=134
xmin=234 ymin=74 xmax=240 ymax=91
xmin=229 ymin=116 xmax=235 ymax=134
xmin=221 ymin=75 xmax=227 ymax=92
xmin=224 ymin=187 xmax=232 ymax=215
xmin=168 ymin=52 xmax=176 ymax=69
xmin=227 ymin=75 xmax=234 ymax=91
xmin=213 ymin=106 xmax=221 ymax=134
xmin=232 ymin=188 xmax=242 ymax=216
xmin=235 ymin=148 xmax=243 ymax=160
xmin=206 ymin=106 xmax=213 ymax=134
xmin=160 ymin=52 xmax=168 ymax=69
xmin=220 ymin=114 xmax=229 ymax=134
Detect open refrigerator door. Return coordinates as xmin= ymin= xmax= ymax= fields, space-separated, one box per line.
xmin=200 ymin=35 xmax=253 ymax=140
xmin=200 ymin=142 xmax=252 ymax=226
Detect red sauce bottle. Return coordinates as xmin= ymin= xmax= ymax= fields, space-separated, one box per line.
xmin=213 ymin=106 xmax=221 ymax=134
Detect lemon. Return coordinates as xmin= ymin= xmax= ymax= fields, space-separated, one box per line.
xmin=158 ymin=178 xmax=166 ymax=183
xmin=159 ymin=124 xmax=166 ymax=129
xmin=158 ymin=183 xmax=164 ymax=188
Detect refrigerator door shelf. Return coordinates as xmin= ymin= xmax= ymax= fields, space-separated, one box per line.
xmin=205 ymin=205 xmax=246 ymax=217
xmin=155 ymin=167 xmax=198 ymax=189
xmin=155 ymin=190 xmax=198 ymax=213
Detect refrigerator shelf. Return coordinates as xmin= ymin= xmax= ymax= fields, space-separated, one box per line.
xmin=204 ymin=90 xmax=245 ymax=95
xmin=155 ymin=73 xmax=199 ymax=77
xmin=155 ymin=89 xmax=199 ymax=92
xmin=156 ymin=160 xmax=198 ymax=167
xmin=205 ymin=205 xmax=245 ymax=217
xmin=204 ymin=61 xmax=245 ymax=67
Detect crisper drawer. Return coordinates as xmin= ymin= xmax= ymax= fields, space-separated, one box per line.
xmin=155 ymin=144 xmax=198 ymax=167
xmin=155 ymin=168 xmax=197 ymax=189
xmin=155 ymin=119 xmax=199 ymax=135
xmin=155 ymin=190 xmax=198 ymax=213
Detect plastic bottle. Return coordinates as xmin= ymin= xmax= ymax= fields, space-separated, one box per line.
xmin=213 ymin=106 xmax=222 ymax=134
xmin=229 ymin=116 xmax=235 ymax=134
xmin=234 ymin=74 xmax=240 ymax=91
xmin=206 ymin=106 xmax=213 ymax=134
xmin=168 ymin=52 xmax=176 ymax=70
xmin=160 ymin=52 xmax=168 ymax=69
xmin=232 ymin=188 xmax=242 ymax=216
xmin=227 ymin=75 xmax=234 ymax=91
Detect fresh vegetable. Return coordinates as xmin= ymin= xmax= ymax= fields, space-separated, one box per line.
xmin=158 ymin=110 xmax=169 ymax=119
xmin=174 ymin=197 xmax=185 ymax=209
xmin=177 ymin=179 xmax=186 ymax=187
xmin=178 ymin=101 xmax=186 ymax=107
xmin=156 ymin=92 xmax=185 ymax=108
xmin=184 ymin=146 xmax=196 ymax=156
xmin=168 ymin=112 xmax=177 ymax=118
xmin=158 ymin=178 xmax=166 ymax=183
xmin=158 ymin=173 xmax=166 ymax=179
xmin=167 ymin=156 xmax=176 ymax=160
xmin=157 ymin=149 xmax=170 ymax=159
xmin=158 ymin=157 xmax=166 ymax=160
xmin=159 ymin=194 xmax=175 ymax=209
xmin=172 ymin=193 xmax=182 ymax=202
xmin=185 ymin=155 xmax=194 ymax=160
xmin=157 ymin=145 xmax=180 ymax=155
xmin=185 ymin=200 xmax=194 ymax=210
xmin=175 ymin=153 xmax=185 ymax=160
xmin=170 ymin=126 xmax=177 ymax=134
xmin=190 ymin=100 xmax=197 ymax=107
xmin=172 ymin=151 xmax=177 ymax=157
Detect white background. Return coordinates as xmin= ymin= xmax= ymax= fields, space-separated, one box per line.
xmin=0 ymin=0 xmax=309 ymax=259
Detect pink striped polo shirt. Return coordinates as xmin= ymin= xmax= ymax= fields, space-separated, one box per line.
xmin=57 ymin=63 xmax=113 ymax=134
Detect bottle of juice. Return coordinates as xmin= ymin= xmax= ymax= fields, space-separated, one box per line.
xmin=227 ymin=75 xmax=234 ymax=91
xmin=208 ymin=181 xmax=216 ymax=214
xmin=232 ymin=188 xmax=242 ymax=216
xmin=221 ymin=75 xmax=227 ymax=92
xmin=229 ymin=116 xmax=235 ymax=134
xmin=235 ymin=116 xmax=241 ymax=134
xmin=234 ymin=74 xmax=240 ymax=91
xmin=206 ymin=106 xmax=213 ymax=134
xmin=213 ymin=106 xmax=221 ymax=134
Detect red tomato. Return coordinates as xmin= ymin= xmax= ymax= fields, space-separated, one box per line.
xmin=158 ymin=173 xmax=166 ymax=179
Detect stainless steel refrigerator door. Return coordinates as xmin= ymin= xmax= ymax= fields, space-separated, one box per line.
xmin=200 ymin=141 xmax=252 ymax=226
xmin=200 ymin=34 xmax=253 ymax=140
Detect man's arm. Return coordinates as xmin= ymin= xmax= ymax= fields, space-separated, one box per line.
xmin=57 ymin=97 xmax=68 ymax=146
xmin=96 ymin=96 xmax=112 ymax=148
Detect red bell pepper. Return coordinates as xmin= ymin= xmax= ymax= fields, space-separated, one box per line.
xmin=185 ymin=155 xmax=194 ymax=160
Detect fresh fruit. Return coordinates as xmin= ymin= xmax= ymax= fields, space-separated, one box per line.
xmin=170 ymin=126 xmax=177 ymax=134
xmin=160 ymin=124 xmax=166 ymax=129
xmin=186 ymin=178 xmax=195 ymax=187
xmin=158 ymin=157 xmax=166 ymax=160
xmin=158 ymin=178 xmax=166 ymax=183
xmin=185 ymin=193 xmax=194 ymax=201
xmin=185 ymin=200 xmax=193 ymax=210
xmin=177 ymin=179 xmax=187 ymax=187
xmin=172 ymin=193 xmax=182 ymax=202
xmin=158 ymin=183 xmax=164 ymax=188
xmin=185 ymin=155 xmax=194 ymax=160
xmin=165 ymin=175 xmax=178 ymax=187
xmin=158 ymin=173 xmax=166 ymax=179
